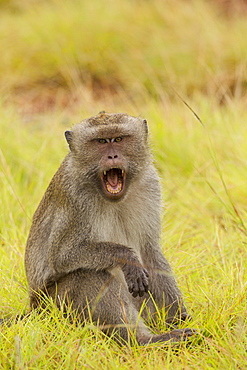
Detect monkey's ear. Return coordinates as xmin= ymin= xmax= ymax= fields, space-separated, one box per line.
xmin=143 ymin=119 xmax=148 ymax=135
xmin=65 ymin=130 xmax=73 ymax=150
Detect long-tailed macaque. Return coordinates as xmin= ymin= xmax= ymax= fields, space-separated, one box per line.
xmin=25 ymin=112 xmax=195 ymax=345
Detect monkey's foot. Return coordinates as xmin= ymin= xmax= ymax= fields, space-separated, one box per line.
xmin=149 ymin=328 xmax=197 ymax=345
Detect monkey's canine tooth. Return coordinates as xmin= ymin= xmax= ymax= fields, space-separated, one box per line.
xmin=103 ymin=171 xmax=107 ymax=176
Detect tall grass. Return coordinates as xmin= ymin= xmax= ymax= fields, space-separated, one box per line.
xmin=1 ymin=97 xmax=247 ymax=368
xmin=1 ymin=0 xmax=247 ymax=368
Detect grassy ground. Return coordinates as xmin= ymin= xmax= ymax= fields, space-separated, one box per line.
xmin=1 ymin=0 xmax=247 ymax=368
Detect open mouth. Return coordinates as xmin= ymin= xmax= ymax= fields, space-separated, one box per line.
xmin=101 ymin=168 xmax=125 ymax=198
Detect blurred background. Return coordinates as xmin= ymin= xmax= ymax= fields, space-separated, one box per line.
xmin=1 ymin=0 xmax=247 ymax=114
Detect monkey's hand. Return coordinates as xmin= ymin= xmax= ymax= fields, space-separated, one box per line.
xmin=122 ymin=262 xmax=149 ymax=297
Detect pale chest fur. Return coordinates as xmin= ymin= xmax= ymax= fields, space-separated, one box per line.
xmin=89 ymin=189 xmax=161 ymax=263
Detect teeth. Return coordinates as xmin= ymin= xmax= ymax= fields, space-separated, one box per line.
xmin=103 ymin=169 xmax=124 ymax=177
xmin=106 ymin=180 xmax=123 ymax=194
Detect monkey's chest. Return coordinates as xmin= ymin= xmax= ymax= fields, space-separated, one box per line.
xmin=90 ymin=210 xmax=144 ymax=261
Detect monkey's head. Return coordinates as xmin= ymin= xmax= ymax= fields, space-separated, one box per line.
xmin=65 ymin=112 xmax=150 ymax=201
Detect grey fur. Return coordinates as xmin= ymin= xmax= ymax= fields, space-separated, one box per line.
xmin=25 ymin=112 xmax=194 ymax=345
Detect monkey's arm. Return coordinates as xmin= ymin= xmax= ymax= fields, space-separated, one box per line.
xmin=46 ymin=225 xmax=149 ymax=298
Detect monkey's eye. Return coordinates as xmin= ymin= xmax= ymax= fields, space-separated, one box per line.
xmin=98 ymin=139 xmax=107 ymax=144
xmin=114 ymin=137 xmax=122 ymax=142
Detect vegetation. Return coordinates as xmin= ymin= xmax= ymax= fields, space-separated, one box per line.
xmin=0 ymin=0 xmax=247 ymax=368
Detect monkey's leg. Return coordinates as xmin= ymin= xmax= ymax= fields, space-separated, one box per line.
xmin=150 ymin=269 xmax=188 ymax=324
xmin=46 ymin=269 xmax=195 ymax=345
xmin=140 ymin=250 xmax=189 ymax=325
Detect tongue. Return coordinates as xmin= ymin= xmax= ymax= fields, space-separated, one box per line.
xmin=107 ymin=169 xmax=119 ymax=187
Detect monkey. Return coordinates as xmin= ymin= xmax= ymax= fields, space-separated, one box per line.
xmin=24 ymin=112 xmax=196 ymax=345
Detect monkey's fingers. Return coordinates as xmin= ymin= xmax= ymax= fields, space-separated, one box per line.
xmin=150 ymin=328 xmax=197 ymax=345
xmin=131 ymin=277 xmax=141 ymax=297
xmin=127 ymin=281 xmax=134 ymax=294
xmin=143 ymin=268 xmax=149 ymax=278
xmin=131 ymin=270 xmax=149 ymax=297
xmin=136 ymin=277 xmax=147 ymax=297
xmin=143 ymin=275 xmax=149 ymax=293
xmin=143 ymin=269 xmax=149 ymax=293
xmin=166 ymin=328 xmax=197 ymax=342
xmin=122 ymin=264 xmax=149 ymax=297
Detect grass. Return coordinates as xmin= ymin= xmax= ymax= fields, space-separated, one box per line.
xmin=1 ymin=0 xmax=247 ymax=105
xmin=1 ymin=0 xmax=247 ymax=368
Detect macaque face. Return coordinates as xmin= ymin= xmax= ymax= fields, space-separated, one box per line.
xmin=65 ymin=113 xmax=149 ymax=201
xmin=95 ymin=136 xmax=127 ymax=200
